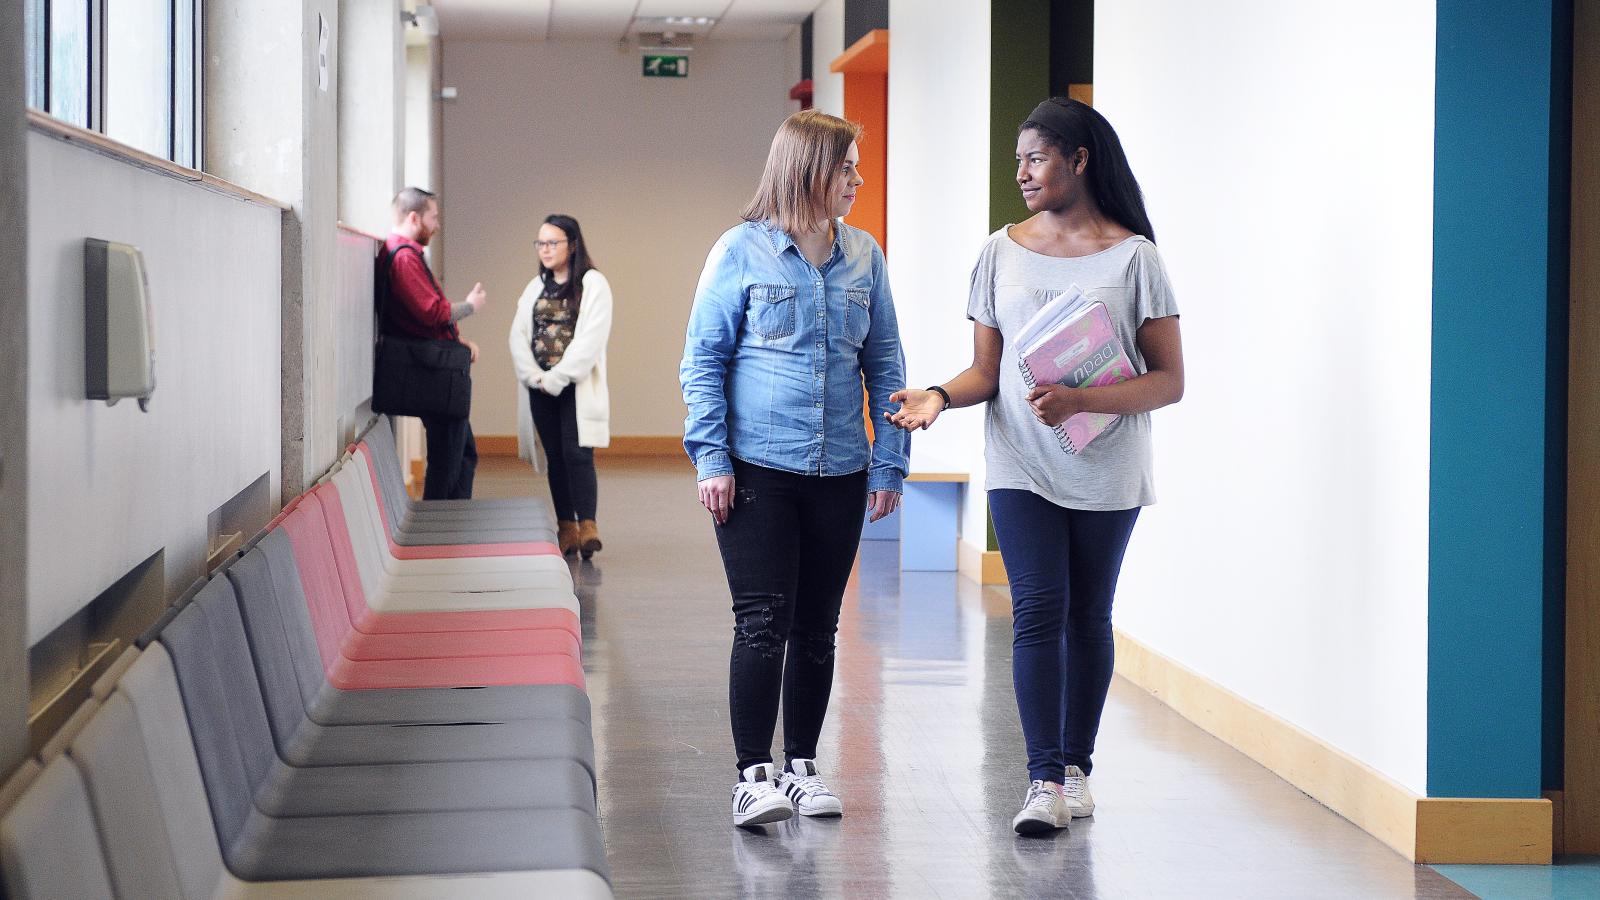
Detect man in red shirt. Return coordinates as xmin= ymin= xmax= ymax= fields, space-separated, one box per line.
xmin=381 ymin=187 xmax=486 ymax=499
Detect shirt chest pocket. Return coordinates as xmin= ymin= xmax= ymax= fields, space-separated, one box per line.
xmin=844 ymin=287 xmax=871 ymax=344
xmin=746 ymin=283 xmax=798 ymax=340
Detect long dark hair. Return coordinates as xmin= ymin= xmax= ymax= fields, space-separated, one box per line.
xmin=1021 ymin=98 xmax=1156 ymax=244
xmin=538 ymin=214 xmax=597 ymax=303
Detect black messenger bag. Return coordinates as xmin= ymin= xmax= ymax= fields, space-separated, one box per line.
xmin=371 ymin=243 xmax=472 ymax=420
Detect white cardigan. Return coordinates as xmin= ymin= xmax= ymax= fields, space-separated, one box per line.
xmin=509 ymin=269 xmax=612 ymax=453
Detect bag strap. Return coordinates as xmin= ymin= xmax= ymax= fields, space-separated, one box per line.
xmin=375 ymin=242 xmax=430 ymax=339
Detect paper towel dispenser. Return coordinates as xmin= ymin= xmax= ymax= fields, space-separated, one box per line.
xmin=84 ymin=238 xmax=156 ymax=411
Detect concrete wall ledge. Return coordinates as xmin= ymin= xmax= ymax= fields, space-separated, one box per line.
xmin=28 ymin=111 xmax=289 ymax=211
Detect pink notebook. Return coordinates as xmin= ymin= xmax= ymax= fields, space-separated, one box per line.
xmin=1017 ymin=289 xmax=1137 ymax=454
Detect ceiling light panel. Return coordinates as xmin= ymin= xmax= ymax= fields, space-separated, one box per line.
xmin=636 ymin=0 xmax=726 ymax=17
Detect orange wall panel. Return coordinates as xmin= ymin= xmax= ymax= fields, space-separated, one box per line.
xmin=843 ymin=73 xmax=889 ymax=254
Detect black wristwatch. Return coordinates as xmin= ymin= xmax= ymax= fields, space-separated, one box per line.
xmin=927 ymin=385 xmax=951 ymax=410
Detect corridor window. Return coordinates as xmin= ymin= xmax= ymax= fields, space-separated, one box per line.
xmin=24 ymin=0 xmax=200 ymax=168
xmin=24 ymin=0 xmax=47 ymax=112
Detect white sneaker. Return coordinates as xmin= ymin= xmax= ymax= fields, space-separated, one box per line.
xmin=1059 ymin=766 xmax=1095 ymax=818
xmin=1012 ymin=780 xmax=1070 ymax=834
xmin=732 ymin=763 xmax=794 ymax=827
xmin=779 ymin=759 xmax=844 ymax=817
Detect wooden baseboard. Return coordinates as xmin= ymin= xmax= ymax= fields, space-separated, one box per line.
xmin=1415 ymin=798 xmax=1553 ymax=864
xmin=476 ymin=435 xmax=518 ymax=457
xmin=475 ymin=434 xmax=682 ymax=459
xmin=1113 ymin=630 xmax=1552 ymax=864
xmin=958 ymin=540 xmax=1008 ymax=585
xmin=598 ymin=436 xmax=681 ymax=458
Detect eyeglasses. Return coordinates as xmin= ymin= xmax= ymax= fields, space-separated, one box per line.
xmin=534 ymin=239 xmax=569 ymax=250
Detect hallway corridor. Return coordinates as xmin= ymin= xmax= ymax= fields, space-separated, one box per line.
xmin=475 ymin=457 xmax=1471 ymax=899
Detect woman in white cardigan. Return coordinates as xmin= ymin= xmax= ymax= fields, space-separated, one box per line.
xmin=508 ymin=214 xmax=612 ymax=558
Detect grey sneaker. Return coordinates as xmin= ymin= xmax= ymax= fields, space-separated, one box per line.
xmin=1059 ymin=766 xmax=1095 ymax=818
xmin=1012 ymin=780 xmax=1070 ymax=834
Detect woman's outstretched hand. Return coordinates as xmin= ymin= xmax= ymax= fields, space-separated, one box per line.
xmin=886 ymin=388 xmax=945 ymax=431
xmin=698 ymin=475 xmax=735 ymax=525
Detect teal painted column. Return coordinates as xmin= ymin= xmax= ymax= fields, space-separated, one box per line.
xmin=1429 ymin=1 xmax=1567 ymax=798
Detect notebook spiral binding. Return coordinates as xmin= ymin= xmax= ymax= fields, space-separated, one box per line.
xmin=1017 ymin=358 xmax=1083 ymax=454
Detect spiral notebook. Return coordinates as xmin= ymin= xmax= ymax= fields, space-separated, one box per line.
xmin=1016 ymin=285 xmax=1137 ymax=454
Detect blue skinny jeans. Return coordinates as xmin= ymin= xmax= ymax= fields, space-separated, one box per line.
xmin=989 ymin=489 xmax=1140 ymax=783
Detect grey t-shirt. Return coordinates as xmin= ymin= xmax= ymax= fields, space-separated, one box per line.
xmin=967 ymin=227 xmax=1180 ymax=510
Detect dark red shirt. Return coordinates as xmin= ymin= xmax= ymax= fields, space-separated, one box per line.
xmin=381 ymin=234 xmax=459 ymax=341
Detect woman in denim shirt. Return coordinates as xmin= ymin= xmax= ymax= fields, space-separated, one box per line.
xmin=680 ymin=110 xmax=910 ymax=827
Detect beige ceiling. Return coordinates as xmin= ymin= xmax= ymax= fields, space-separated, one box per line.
xmin=428 ymin=0 xmax=824 ymax=42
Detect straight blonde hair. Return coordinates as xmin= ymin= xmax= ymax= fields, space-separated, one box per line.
xmin=740 ymin=110 xmax=862 ymax=237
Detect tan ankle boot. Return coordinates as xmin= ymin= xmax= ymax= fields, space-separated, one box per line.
xmin=578 ymin=519 xmax=602 ymax=560
xmin=557 ymin=520 xmax=580 ymax=557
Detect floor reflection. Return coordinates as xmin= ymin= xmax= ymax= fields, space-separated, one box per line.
xmin=477 ymin=458 xmax=1470 ymax=899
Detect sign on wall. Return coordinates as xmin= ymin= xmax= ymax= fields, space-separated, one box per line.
xmin=318 ymin=14 xmax=330 ymax=92
xmin=643 ymin=54 xmax=688 ymax=78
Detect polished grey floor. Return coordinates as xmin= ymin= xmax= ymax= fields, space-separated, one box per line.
xmin=478 ymin=456 xmax=1472 ymax=900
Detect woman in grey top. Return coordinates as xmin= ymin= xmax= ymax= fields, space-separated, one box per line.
xmin=888 ymin=98 xmax=1184 ymax=835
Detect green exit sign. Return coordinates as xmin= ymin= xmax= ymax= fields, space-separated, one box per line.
xmin=643 ymin=54 xmax=688 ymax=78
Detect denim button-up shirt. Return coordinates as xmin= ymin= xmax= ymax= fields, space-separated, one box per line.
xmin=680 ymin=220 xmax=910 ymax=494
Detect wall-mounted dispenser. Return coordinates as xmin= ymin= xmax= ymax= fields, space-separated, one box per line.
xmin=84 ymin=238 xmax=156 ymax=411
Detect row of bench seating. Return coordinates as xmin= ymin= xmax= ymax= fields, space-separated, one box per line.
xmin=0 ymin=417 xmax=611 ymax=898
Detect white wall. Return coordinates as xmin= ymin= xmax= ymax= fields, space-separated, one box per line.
xmin=886 ymin=2 xmax=992 ymax=544
xmin=334 ymin=227 xmax=379 ymax=445
xmin=26 ymin=133 xmax=282 ymax=643
xmin=440 ymin=39 xmax=799 ymax=438
xmin=405 ymin=44 xmax=437 ymax=191
xmin=337 ymin=0 xmax=406 ymax=236
xmin=204 ymin=0 xmax=341 ymax=496
xmin=810 ymin=0 xmax=845 ymax=116
xmin=1096 ymin=1 xmax=1435 ymax=794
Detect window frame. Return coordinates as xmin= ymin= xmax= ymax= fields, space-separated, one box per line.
xmin=26 ymin=0 xmax=201 ymax=169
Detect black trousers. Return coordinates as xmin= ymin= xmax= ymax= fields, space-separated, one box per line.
xmin=528 ymin=385 xmax=597 ymax=522
xmin=419 ymin=415 xmax=477 ymax=501
xmin=714 ymin=458 xmax=867 ymax=773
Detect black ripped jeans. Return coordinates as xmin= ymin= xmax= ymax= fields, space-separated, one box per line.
xmin=714 ymin=458 xmax=868 ymax=774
